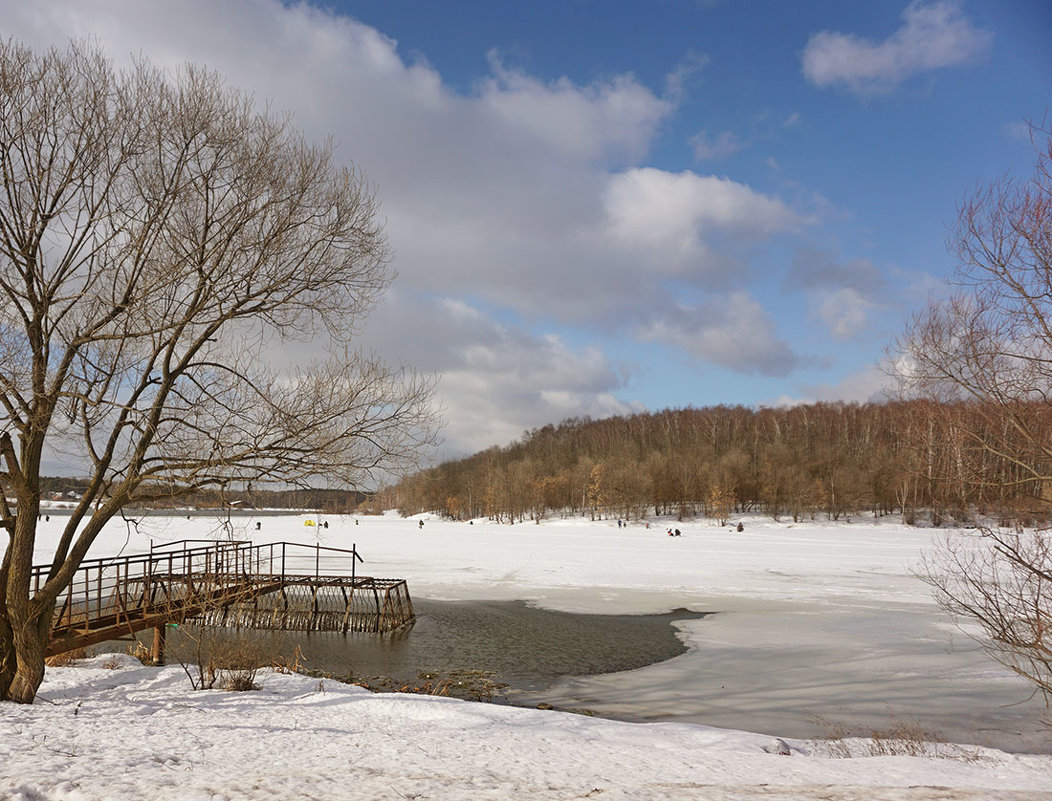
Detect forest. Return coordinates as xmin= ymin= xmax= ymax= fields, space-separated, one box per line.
xmin=384 ymin=400 xmax=1052 ymax=526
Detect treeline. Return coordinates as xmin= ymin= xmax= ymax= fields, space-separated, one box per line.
xmin=161 ymin=487 xmax=370 ymax=513
xmin=38 ymin=478 xmax=368 ymax=513
xmin=385 ymin=401 xmax=1052 ymax=525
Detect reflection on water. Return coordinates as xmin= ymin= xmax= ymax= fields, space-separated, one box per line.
xmin=139 ymin=599 xmax=708 ymax=692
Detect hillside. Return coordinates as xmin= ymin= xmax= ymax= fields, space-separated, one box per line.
xmin=389 ymin=400 xmax=1051 ymax=525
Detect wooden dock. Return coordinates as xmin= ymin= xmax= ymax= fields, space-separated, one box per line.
xmin=37 ymin=539 xmax=415 ymax=658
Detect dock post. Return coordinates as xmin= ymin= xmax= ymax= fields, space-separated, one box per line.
xmin=151 ymin=624 xmax=166 ymax=666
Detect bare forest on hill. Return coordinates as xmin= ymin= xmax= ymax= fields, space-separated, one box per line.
xmin=386 ymin=401 xmax=1052 ymax=526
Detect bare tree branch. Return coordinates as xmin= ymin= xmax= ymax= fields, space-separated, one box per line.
xmin=0 ymin=39 xmax=439 ymax=703
xmin=890 ymin=122 xmax=1052 ymax=711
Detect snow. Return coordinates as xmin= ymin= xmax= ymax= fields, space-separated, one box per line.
xmin=3 ymin=511 xmax=1052 ymax=800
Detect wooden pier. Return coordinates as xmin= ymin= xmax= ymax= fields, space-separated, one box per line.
xmin=37 ymin=539 xmax=415 ymax=658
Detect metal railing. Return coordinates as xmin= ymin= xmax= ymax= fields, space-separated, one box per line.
xmin=35 ymin=539 xmax=374 ymax=650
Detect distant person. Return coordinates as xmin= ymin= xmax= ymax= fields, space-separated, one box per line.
xmin=323 ymin=521 xmax=329 ymax=529
xmin=737 ymin=522 xmax=744 ymax=533
xmin=418 ymin=520 xmax=424 ymax=529
xmin=256 ymin=521 xmax=261 ymax=531
xmin=674 ymin=528 xmax=681 ymax=536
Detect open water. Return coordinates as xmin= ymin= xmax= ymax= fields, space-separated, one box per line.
xmin=122 ymin=595 xmax=1050 ymax=754
xmin=148 ymin=599 xmax=705 ymax=691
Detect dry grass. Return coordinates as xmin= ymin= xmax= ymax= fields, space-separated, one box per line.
xmin=44 ymin=647 xmax=90 ymax=667
xmin=808 ymin=714 xmax=983 ymax=761
xmin=178 ymin=629 xmax=270 ymax=691
xmin=126 ymin=641 xmax=153 ymax=665
xmin=271 ymin=645 xmax=307 ymax=675
xmin=222 ymin=671 xmax=260 ymax=692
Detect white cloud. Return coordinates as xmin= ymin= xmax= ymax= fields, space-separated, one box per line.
xmin=480 ymin=53 xmax=672 ymax=166
xmin=802 ymin=1 xmax=991 ymax=96
xmin=603 ymin=168 xmax=802 ymax=269
xmin=0 ymin=0 xmax=820 ymax=453
xmin=690 ymin=129 xmax=744 ymax=160
xmin=785 ymin=364 xmax=893 ymax=406
xmin=788 ymin=249 xmax=887 ymax=293
xmin=637 ymin=292 xmax=805 ymax=377
xmin=814 ymin=288 xmax=877 ymax=341
xmin=664 ymin=51 xmax=710 ymax=103
xmin=786 ymin=250 xmax=888 ymax=340
xmin=360 ymin=295 xmax=637 ymax=457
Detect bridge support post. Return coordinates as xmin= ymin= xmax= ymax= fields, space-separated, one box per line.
xmin=151 ymin=624 xmax=166 ymax=666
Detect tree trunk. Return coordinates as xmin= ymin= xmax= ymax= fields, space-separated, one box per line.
xmin=0 ymin=610 xmax=14 ymax=700
xmin=3 ymin=605 xmax=50 ymax=703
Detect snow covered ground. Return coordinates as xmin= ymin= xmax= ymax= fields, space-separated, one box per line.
xmin=3 ymin=511 xmax=1051 ymax=799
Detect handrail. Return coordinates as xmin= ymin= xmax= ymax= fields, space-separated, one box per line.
xmin=32 ymin=540 xmax=367 ymax=605
xmin=31 ymin=541 xmax=246 ymax=577
xmin=149 ymin=539 xmax=251 ymax=550
xmin=35 ymin=537 xmax=414 ymax=655
xmin=30 ymin=540 xmax=367 ymax=575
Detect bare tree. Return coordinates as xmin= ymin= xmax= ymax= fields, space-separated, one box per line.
xmin=920 ymin=526 xmax=1052 ymax=704
xmin=707 ymin=482 xmax=735 ymax=526
xmin=0 ymin=40 xmax=438 ymax=702
xmin=889 ymin=124 xmax=1052 ymax=706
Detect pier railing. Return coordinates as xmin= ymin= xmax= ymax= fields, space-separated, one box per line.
xmin=36 ymin=539 xmax=413 ymax=656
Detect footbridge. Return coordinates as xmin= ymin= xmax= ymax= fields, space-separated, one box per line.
xmin=37 ymin=540 xmax=415 ymax=660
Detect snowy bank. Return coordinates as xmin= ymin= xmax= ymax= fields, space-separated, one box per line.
xmin=4 ymin=512 xmax=1052 ymax=798
xmin=2 ymin=654 xmax=1050 ymax=801
xmin=24 ymin=510 xmax=1044 ymax=750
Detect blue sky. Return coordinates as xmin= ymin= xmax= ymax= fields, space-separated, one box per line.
xmin=3 ymin=0 xmax=1050 ymax=461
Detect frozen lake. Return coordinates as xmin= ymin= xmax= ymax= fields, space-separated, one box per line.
xmin=27 ymin=509 xmax=1052 ymax=753
xmin=527 ymin=594 xmax=1050 ymax=753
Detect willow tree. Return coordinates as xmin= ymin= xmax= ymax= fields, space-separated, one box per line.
xmin=0 ymin=40 xmax=438 ymax=702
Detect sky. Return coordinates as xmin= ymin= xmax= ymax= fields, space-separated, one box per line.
xmin=2 ymin=0 xmax=1049 ymax=462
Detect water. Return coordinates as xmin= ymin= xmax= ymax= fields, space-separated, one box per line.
xmin=118 ymin=595 xmax=1050 ymax=754
xmin=524 ymin=596 xmax=1052 ymax=755
xmin=138 ymin=599 xmax=707 ymax=692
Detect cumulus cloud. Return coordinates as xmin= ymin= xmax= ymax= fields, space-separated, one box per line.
xmin=814 ymin=288 xmax=878 ymax=341
xmin=802 ymin=1 xmax=991 ymax=95
xmin=0 ymin=0 xmax=819 ymax=452
xmin=363 ymin=295 xmax=637 ymax=456
xmin=480 ymin=53 xmax=672 ymax=165
xmin=785 ymin=248 xmax=890 ymax=339
xmin=637 ymin=292 xmax=805 ymax=377
xmin=604 ymin=168 xmax=802 ymax=271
